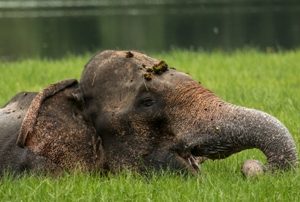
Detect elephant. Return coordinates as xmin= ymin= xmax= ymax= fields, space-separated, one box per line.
xmin=0 ymin=50 xmax=298 ymax=176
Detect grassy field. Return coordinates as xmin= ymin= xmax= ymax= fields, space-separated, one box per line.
xmin=0 ymin=50 xmax=300 ymax=201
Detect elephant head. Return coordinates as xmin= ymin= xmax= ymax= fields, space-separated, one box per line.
xmin=17 ymin=50 xmax=298 ymax=175
xmin=79 ymin=50 xmax=298 ymax=174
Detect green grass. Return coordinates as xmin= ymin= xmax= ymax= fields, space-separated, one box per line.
xmin=0 ymin=50 xmax=300 ymax=201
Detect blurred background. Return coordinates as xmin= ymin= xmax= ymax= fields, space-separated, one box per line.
xmin=0 ymin=0 xmax=299 ymax=60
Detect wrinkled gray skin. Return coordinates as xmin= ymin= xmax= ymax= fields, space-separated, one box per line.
xmin=0 ymin=50 xmax=298 ymax=175
xmin=0 ymin=93 xmax=61 ymax=174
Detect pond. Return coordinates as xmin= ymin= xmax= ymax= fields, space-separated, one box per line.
xmin=0 ymin=0 xmax=300 ymax=60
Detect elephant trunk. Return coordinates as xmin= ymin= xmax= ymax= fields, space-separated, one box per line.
xmin=190 ymin=104 xmax=298 ymax=170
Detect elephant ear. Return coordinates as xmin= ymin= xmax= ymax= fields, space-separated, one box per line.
xmin=17 ymin=79 xmax=104 ymax=171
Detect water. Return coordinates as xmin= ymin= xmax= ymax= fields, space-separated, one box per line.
xmin=0 ymin=0 xmax=300 ymax=60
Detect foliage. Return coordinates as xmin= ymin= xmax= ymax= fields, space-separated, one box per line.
xmin=0 ymin=50 xmax=300 ymax=201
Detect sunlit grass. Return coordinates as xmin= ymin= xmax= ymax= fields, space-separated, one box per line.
xmin=0 ymin=170 xmax=299 ymax=201
xmin=0 ymin=49 xmax=300 ymax=201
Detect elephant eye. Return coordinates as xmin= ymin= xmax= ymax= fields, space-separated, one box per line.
xmin=141 ymin=97 xmax=155 ymax=107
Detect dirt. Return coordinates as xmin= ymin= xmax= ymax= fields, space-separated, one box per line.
xmin=143 ymin=73 xmax=152 ymax=81
xmin=142 ymin=60 xmax=169 ymax=81
xmin=152 ymin=60 xmax=168 ymax=74
xmin=146 ymin=68 xmax=153 ymax=73
xmin=125 ymin=51 xmax=134 ymax=58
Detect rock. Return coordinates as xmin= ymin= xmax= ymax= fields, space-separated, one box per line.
xmin=242 ymin=159 xmax=265 ymax=177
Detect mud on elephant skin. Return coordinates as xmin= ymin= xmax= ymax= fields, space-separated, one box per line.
xmin=0 ymin=50 xmax=298 ymax=176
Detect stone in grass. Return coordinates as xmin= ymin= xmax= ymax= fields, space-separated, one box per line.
xmin=241 ymin=159 xmax=265 ymax=177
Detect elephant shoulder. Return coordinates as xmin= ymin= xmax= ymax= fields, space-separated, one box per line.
xmin=0 ymin=91 xmax=66 ymax=175
xmin=0 ymin=92 xmax=37 ymax=143
xmin=2 ymin=92 xmax=37 ymax=109
xmin=0 ymin=133 xmax=62 ymax=176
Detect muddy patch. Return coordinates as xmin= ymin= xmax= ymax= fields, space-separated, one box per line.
xmin=143 ymin=60 xmax=169 ymax=81
xmin=125 ymin=51 xmax=134 ymax=58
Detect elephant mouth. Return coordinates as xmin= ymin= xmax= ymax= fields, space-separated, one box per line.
xmin=180 ymin=155 xmax=202 ymax=171
xmin=144 ymin=146 xmax=205 ymax=173
xmin=175 ymin=145 xmax=207 ymax=173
